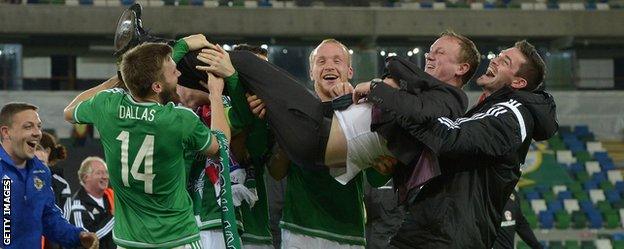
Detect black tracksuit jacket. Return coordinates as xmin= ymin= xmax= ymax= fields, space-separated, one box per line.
xmin=370 ymin=86 xmax=558 ymax=248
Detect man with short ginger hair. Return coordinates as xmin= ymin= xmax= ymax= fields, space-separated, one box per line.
xmin=383 ymin=40 xmax=557 ymax=248
xmin=64 ymin=42 xmax=230 ymax=248
xmin=0 ymin=102 xmax=99 ymax=249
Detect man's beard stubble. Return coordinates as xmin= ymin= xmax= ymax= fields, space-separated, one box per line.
xmin=159 ymin=86 xmax=181 ymax=105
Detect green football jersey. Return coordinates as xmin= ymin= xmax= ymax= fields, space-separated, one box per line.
xmin=240 ymin=118 xmax=272 ymax=245
xmin=187 ymin=96 xmax=244 ymax=232
xmin=281 ymin=165 xmax=367 ymax=246
xmin=186 ymin=151 xmax=244 ymax=231
xmin=223 ymin=73 xmax=273 ymax=245
xmin=74 ymin=88 xmax=210 ymax=248
xmin=240 ymin=166 xmax=271 ymax=244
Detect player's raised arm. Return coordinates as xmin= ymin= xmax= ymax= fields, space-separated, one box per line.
xmin=64 ymin=75 xmax=122 ymax=123
xmin=203 ymin=72 xmax=231 ymax=156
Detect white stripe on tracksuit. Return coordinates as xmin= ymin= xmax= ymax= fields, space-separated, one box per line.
xmin=437 ymin=99 xmax=526 ymax=141
xmin=95 ymin=217 xmax=114 ymax=238
xmin=71 ymin=200 xmax=86 ymax=229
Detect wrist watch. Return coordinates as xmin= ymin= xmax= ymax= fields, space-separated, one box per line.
xmin=370 ymin=78 xmax=383 ymax=91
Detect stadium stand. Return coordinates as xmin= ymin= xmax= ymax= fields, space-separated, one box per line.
xmin=519 ymin=124 xmax=624 ymax=248
xmin=3 ymin=0 xmax=624 ymax=9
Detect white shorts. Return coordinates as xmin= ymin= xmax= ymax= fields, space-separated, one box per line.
xmin=199 ymin=229 xmax=246 ymax=249
xmin=333 ymin=103 xmax=391 ymax=184
xmin=281 ymin=229 xmax=364 ymax=249
xmin=199 ymin=230 xmax=228 ymax=249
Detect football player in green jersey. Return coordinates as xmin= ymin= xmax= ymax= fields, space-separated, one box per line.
xmin=176 ymin=43 xmax=274 ymax=249
xmin=63 ymin=42 xmax=230 ymax=249
xmin=203 ymin=39 xmax=389 ymax=248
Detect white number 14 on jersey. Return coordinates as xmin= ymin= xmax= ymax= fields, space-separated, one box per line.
xmin=116 ymin=131 xmax=156 ymax=194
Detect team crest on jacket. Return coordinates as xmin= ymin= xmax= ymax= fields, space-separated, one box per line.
xmin=510 ymin=193 xmax=515 ymax=201
xmin=505 ymin=211 xmax=513 ymax=221
xmin=33 ymin=176 xmax=44 ymax=190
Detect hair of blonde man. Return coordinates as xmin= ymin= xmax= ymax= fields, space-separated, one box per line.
xmin=78 ymin=156 xmax=107 ymax=185
xmin=308 ymin=39 xmax=352 ymax=66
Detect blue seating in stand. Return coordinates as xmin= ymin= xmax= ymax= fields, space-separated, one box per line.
xmin=525 ymin=191 xmax=541 ymax=200
xmin=558 ymin=191 xmax=573 ymax=200
xmin=548 ymin=200 xmax=564 ymax=213
xmin=569 ymin=163 xmax=585 ymax=173
xmin=539 ymin=211 xmax=555 ymax=228
xmin=616 ymin=181 xmax=624 ymax=193
xmin=601 ymin=161 xmax=616 ymax=171
xmin=258 ymin=0 xmax=272 ymax=7
xmin=587 ymin=211 xmax=603 ymax=228
xmin=563 ymin=133 xmax=580 ymax=140
xmin=613 ymin=232 xmax=624 ymax=241
xmin=536 ymin=184 xmax=552 ymax=194
xmin=592 ymin=172 xmax=608 ymax=184
xmin=595 ymin=152 xmax=611 ymax=160
xmin=579 ymin=200 xmax=595 ymax=212
xmin=595 ymin=152 xmax=614 ymax=168
xmin=563 ymin=139 xmax=581 ymax=146
xmin=606 ymin=189 xmax=621 ymax=204
xmin=567 ymin=142 xmax=585 ymax=154
xmin=574 ymin=125 xmax=590 ymax=137
xmin=584 ymin=180 xmax=599 ymax=190
xmin=602 ymin=162 xmax=616 ymax=171
xmin=547 ymin=2 xmax=559 ymax=9
xmin=419 ymin=2 xmax=433 ymax=8
xmin=561 ymin=131 xmax=575 ymax=139
xmin=190 ymin=0 xmax=204 ymax=5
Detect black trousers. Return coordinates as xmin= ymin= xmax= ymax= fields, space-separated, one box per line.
xmin=228 ymin=51 xmax=331 ymax=170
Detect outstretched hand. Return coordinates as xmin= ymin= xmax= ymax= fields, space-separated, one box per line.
xmin=246 ymin=93 xmax=266 ymax=119
xmin=329 ymin=82 xmax=354 ymax=98
xmin=352 ymin=82 xmax=371 ymax=104
xmin=79 ymin=231 xmax=99 ymax=249
xmin=201 ymin=72 xmax=224 ymax=96
xmin=371 ymin=155 xmax=397 ymax=176
xmin=352 ymin=78 xmax=400 ymax=104
xmin=195 ymin=44 xmax=236 ymax=78
xmin=182 ymin=34 xmax=211 ymax=51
